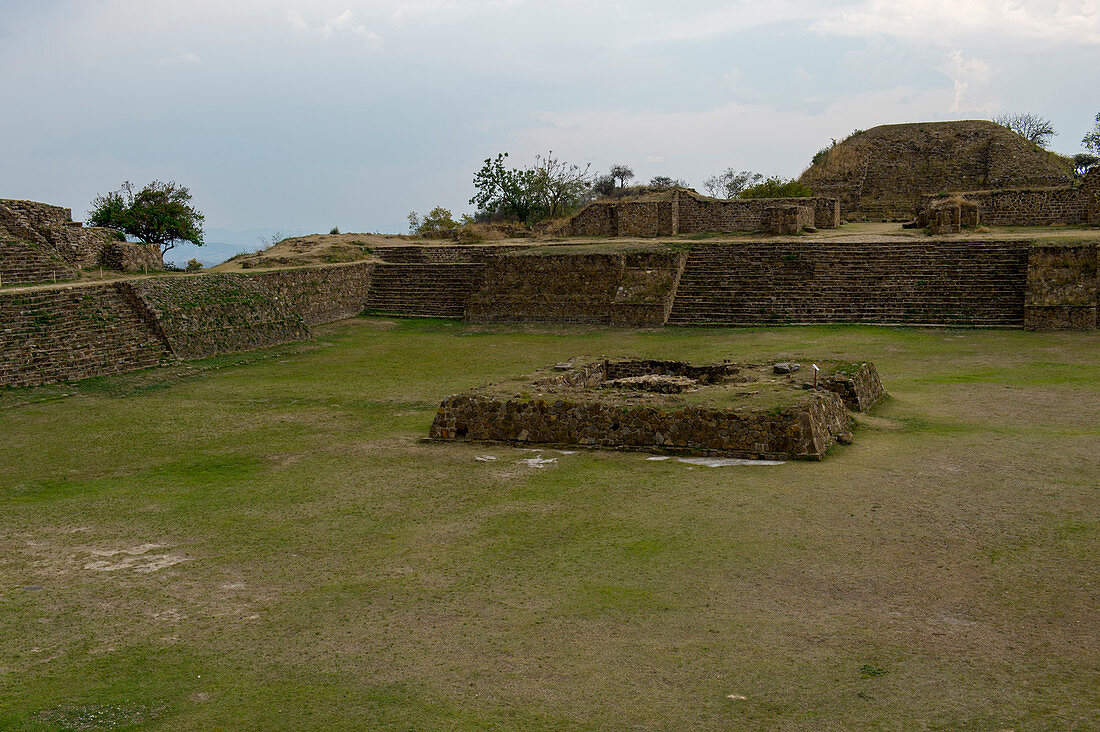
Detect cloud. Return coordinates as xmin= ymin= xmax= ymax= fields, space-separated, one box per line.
xmin=644 ymin=155 xmax=664 ymax=163
xmin=794 ymin=65 xmax=813 ymax=81
xmin=159 ymin=52 xmax=201 ymax=66
xmin=939 ymin=50 xmax=994 ymax=114
xmin=814 ymin=0 xmax=1100 ymax=46
xmin=721 ymin=66 xmax=746 ymax=93
xmin=288 ymin=8 xmax=381 ymax=46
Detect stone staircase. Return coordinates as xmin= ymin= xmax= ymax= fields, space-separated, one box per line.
xmin=363 ymin=263 xmax=485 ymax=318
xmin=667 ymin=241 xmax=1029 ymax=327
xmin=0 ymin=239 xmax=78 ymax=286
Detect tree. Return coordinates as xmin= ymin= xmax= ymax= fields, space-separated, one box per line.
xmin=89 ymin=180 xmax=204 ymax=256
xmin=992 ymin=113 xmax=1057 ymax=148
xmin=408 ymin=207 xmax=459 ymax=236
xmin=530 ymin=152 xmax=592 ymax=219
xmin=608 ymin=164 xmax=634 ymax=188
xmin=703 ymin=169 xmax=763 ymax=199
xmin=649 ymin=176 xmax=687 ymax=188
xmin=1073 ymin=153 xmax=1098 ymax=177
xmin=470 ymin=153 xmax=541 ymax=223
xmin=591 ymin=174 xmax=616 ymax=197
xmin=1083 ymin=112 xmax=1100 ymax=154
xmin=740 ymin=176 xmax=814 ymax=198
xmin=470 ymin=152 xmax=593 ymax=224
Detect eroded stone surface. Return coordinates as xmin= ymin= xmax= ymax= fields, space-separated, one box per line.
xmin=429 ymin=358 xmax=886 ymax=460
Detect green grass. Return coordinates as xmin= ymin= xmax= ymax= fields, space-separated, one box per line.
xmin=2 ymin=318 xmax=1099 ymax=729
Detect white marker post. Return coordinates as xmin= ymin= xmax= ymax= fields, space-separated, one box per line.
xmin=812 ymin=363 xmax=820 ymax=388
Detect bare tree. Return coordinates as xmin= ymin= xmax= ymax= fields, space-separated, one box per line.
xmin=703 ymin=169 xmax=763 ymax=199
xmin=531 ymin=152 xmax=593 ymax=219
xmin=992 ymin=113 xmax=1057 ymax=149
xmin=608 ymin=164 xmax=634 ymax=188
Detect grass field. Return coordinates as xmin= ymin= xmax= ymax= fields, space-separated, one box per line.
xmin=2 ymin=318 xmax=1098 ymax=730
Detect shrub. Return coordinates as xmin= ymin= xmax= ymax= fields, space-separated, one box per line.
xmin=740 ymin=177 xmax=814 ymax=198
xmin=329 ymin=226 xmax=341 ymax=235
xmin=185 ymin=258 xmax=203 ymax=272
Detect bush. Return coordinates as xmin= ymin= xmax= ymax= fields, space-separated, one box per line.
xmin=740 ymin=177 xmax=814 ymax=198
xmin=185 ymin=258 xmax=203 ymax=272
xmin=329 ymin=226 xmax=340 ymax=235
xmin=408 ymin=207 xmax=460 ymax=237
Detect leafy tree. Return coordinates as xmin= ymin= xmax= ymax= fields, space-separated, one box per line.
xmin=470 ymin=153 xmax=542 ymax=223
xmin=408 ymin=207 xmax=460 ymax=236
xmin=1083 ymin=112 xmax=1100 ymax=154
xmin=1073 ymin=153 xmax=1098 ymax=177
xmin=591 ymin=174 xmax=616 ymax=197
xmin=704 ymin=169 xmax=763 ymax=199
xmin=470 ymin=152 xmax=593 ymax=223
xmin=649 ymin=176 xmax=687 ymax=188
xmin=88 ymin=180 xmax=204 ymax=256
xmin=609 ymin=164 xmax=634 ymax=188
xmin=992 ymin=113 xmax=1057 ymax=148
xmin=740 ymin=176 xmax=814 ymax=198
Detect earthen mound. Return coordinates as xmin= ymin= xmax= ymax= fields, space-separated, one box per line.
xmin=799 ymin=121 xmax=1073 ymax=221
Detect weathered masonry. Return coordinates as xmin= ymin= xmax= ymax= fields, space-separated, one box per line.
xmin=428 ymin=359 xmax=886 ymax=460
xmin=564 ymin=189 xmax=840 ymax=237
xmin=1 ymin=199 xmax=161 ymax=285
xmin=3 ymin=241 xmax=1097 ymax=388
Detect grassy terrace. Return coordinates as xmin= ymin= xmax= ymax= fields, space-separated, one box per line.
xmin=2 ymin=318 xmax=1098 ymax=729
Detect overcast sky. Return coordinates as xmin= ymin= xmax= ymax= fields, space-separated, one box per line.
xmin=2 ymin=0 xmax=1098 ymax=245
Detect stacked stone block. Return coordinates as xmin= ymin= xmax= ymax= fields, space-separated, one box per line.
xmin=1024 ymin=244 xmax=1098 ymax=330
xmin=0 ymin=283 xmax=169 ymax=387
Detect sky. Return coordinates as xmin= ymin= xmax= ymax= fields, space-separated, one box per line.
xmin=2 ymin=0 xmax=1098 ymax=263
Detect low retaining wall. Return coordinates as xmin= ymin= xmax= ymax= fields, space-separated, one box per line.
xmin=245 ymin=262 xmax=374 ymax=325
xmin=1024 ymin=244 xmax=1098 ymax=330
xmin=0 ymin=283 xmax=169 ymax=387
xmin=127 ymin=275 xmax=311 ymax=360
xmin=465 ymin=249 xmax=685 ymax=326
xmin=429 ymin=390 xmax=851 ymax=460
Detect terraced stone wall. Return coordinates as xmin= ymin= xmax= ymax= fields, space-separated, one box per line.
xmin=0 ymin=198 xmax=161 ymax=280
xmin=127 ymin=275 xmax=310 ymax=359
xmin=0 ymin=283 xmax=169 ymax=387
xmin=1024 ymin=244 xmax=1098 ymax=330
xmin=465 ymin=250 xmax=685 ymax=325
xmin=244 ymin=262 xmax=374 ymax=325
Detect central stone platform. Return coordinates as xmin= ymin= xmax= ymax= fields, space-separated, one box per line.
xmin=429 ymin=358 xmax=885 ymax=460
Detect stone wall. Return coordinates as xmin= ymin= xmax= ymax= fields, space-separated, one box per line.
xmin=1024 ymin=244 xmax=1098 ymax=330
xmin=0 ymin=198 xmax=162 ymax=281
xmin=667 ymin=240 xmax=1032 ymax=327
xmin=466 ymin=249 xmax=685 ymax=326
xmin=0 ymin=283 xmax=169 ymax=387
xmin=564 ymin=191 xmax=839 ymax=237
xmin=127 ymin=275 xmax=310 ymax=360
xmin=428 ymin=390 xmax=851 ymax=460
xmin=244 ymin=262 xmax=374 ymax=325
xmin=920 ymin=186 xmax=1089 ymax=228
xmin=0 ymin=239 xmax=78 ymax=286
xmin=822 ymin=362 xmax=886 ymax=411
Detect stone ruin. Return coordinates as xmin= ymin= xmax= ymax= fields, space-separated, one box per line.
xmin=429 ymin=358 xmax=885 ymax=460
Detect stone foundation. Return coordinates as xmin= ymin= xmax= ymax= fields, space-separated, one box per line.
xmin=428 ymin=359 xmax=885 ymax=460
xmin=763 ymin=205 xmax=815 ymax=235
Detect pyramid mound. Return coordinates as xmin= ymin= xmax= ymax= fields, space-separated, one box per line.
xmin=799 ymin=121 xmax=1074 ymax=221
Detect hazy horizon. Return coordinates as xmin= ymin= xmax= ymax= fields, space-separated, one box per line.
xmin=3 ymin=1 xmax=1097 ymax=246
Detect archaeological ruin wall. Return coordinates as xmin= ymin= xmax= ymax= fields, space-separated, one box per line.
xmin=0 ymin=199 xmax=161 ymax=285
xmin=564 ymin=190 xmax=839 ymax=237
